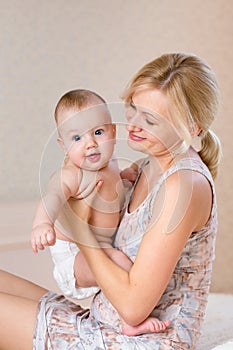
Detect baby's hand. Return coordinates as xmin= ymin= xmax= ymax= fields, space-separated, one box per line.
xmin=31 ymin=223 xmax=56 ymax=253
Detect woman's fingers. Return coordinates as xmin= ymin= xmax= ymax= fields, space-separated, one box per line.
xmin=56 ymin=181 xmax=103 ymax=247
xmin=79 ymin=180 xmax=104 ymax=221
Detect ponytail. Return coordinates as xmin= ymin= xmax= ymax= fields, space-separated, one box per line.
xmin=199 ymin=130 xmax=222 ymax=180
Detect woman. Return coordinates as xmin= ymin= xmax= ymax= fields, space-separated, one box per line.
xmin=0 ymin=53 xmax=221 ymax=349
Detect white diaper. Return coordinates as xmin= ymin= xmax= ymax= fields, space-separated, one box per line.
xmin=49 ymin=239 xmax=100 ymax=299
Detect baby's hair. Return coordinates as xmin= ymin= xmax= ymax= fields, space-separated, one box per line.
xmin=122 ymin=53 xmax=222 ymax=179
xmin=54 ymin=89 xmax=106 ymax=123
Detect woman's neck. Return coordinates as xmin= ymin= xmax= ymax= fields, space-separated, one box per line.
xmin=148 ymin=147 xmax=198 ymax=173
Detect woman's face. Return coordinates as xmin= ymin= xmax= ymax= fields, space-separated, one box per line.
xmin=125 ymin=88 xmax=182 ymax=157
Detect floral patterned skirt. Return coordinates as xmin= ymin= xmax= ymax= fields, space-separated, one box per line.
xmin=33 ymin=292 xmax=190 ymax=349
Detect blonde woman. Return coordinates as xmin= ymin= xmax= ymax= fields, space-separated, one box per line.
xmin=0 ymin=53 xmax=221 ymax=349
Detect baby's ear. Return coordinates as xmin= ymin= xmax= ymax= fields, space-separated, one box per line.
xmin=112 ymin=124 xmax=117 ymax=144
xmin=112 ymin=123 xmax=116 ymax=136
xmin=57 ymin=137 xmax=66 ymax=152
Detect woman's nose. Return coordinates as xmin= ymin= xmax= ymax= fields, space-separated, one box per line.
xmin=126 ymin=122 xmax=142 ymax=132
xmin=126 ymin=109 xmax=143 ymax=131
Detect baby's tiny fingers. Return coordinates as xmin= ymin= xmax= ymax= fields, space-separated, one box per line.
xmin=31 ymin=239 xmax=38 ymax=254
xmin=40 ymin=230 xmax=51 ymax=245
xmin=35 ymin=237 xmax=45 ymax=251
xmin=47 ymin=231 xmax=56 ymax=245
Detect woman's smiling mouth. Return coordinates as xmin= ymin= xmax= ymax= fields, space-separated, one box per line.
xmin=128 ymin=132 xmax=146 ymax=142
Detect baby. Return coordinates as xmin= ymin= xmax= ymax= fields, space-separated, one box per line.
xmin=31 ymin=89 xmax=170 ymax=335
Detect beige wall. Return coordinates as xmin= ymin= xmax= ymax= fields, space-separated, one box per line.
xmin=1 ymin=1 xmax=232 ymax=292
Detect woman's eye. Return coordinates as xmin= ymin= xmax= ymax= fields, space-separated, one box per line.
xmin=145 ymin=118 xmax=156 ymax=126
xmin=72 ymin=135 xmax=81 ymax=141
xmin=144 ymin=114 xmax=158 ymax=126
xmin=126 ymin=102 xmax=137 ymax=120
xmin=95 ymin=129 xmax=104 ymax=136
xmin=129 ymin=102 xmax=136 ymax=110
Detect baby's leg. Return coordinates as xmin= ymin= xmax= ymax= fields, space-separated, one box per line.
xmin=103 ymin=249 xmax=170 ymax=335
xmin=122 ymin=317 xmax=170 ymax=336
xmin=50 ymin=239 xmax=99 ymax=299
xmin=103 ymin=247 xmax=133 ymax=271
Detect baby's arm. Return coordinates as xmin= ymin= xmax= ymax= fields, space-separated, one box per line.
xmin=31 ymin=167 xmax=78 ymax=253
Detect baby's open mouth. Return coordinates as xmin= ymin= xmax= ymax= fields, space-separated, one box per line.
xmin=86 ymin=153 xmax=101 ymax=162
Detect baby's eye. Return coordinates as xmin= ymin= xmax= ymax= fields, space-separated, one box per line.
xmin=72 ymin=135 xmax=81 ymax=141
xmin=95 ymin=129 xmax=104 ymax=136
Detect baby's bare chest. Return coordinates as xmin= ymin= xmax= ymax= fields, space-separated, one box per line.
xmin=67 ymin=168 xmax=125 ymax=237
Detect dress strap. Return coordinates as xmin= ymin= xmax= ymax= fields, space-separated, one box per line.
xmin=164 ymin=158 xmax=213 ymax=183
xmin=149 ymin=157 xmax=215 ymax=216
xmin=127 ymin=157 xmax=150 ymax=201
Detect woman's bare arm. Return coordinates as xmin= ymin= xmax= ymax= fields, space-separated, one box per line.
xmin=76 ymin=170 xmax=212 ymax=326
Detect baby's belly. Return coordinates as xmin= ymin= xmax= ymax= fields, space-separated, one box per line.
xmin=55 ymin=203 xmax=116 ymax=246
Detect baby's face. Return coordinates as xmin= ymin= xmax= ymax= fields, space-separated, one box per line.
xmin=57 ymin=104 xmax=116 ymax=171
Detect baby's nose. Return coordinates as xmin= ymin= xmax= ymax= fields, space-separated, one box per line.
xmin=85 ymin=134 xmax=98 ymax=148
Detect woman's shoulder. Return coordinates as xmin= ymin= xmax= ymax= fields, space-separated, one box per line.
xmin=165 ymin=156 xmax=213 ymax=183
xmin=163 ymin=157 xmax=213 ymax=206
xmin=160 ymin=159 xmax=213 ymax=232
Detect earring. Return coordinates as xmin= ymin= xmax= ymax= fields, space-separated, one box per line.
xmin=191 ymin=135 xmax=202 ymax=152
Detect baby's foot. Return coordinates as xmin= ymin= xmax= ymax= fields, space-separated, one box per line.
xmin=122 ymin=317 xmax=171 ymax=336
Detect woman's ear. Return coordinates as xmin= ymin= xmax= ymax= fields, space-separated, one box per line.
xmin=191 ymin=122 xmax=202 ymax=138
xmin=190 ymin=123 xmax=203 ymax=152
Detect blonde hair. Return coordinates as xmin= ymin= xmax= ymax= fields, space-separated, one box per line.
xmin=122 ymin=53 xmax=222 ymax=179
xmin=54 ymin=89 xmax=106 ymax=123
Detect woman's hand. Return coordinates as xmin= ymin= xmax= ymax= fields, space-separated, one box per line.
xmin=120 ymin=166 xmax=138 ymax=187
xmin=64 ymin=180 xmax=103 ymax=247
